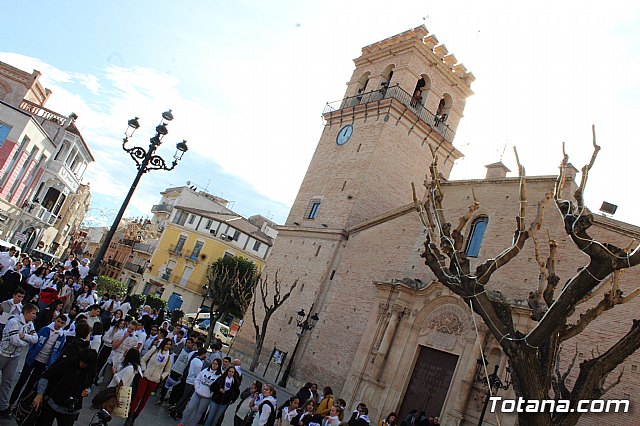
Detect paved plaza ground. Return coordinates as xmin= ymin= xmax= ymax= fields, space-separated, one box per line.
xmin=0 ymin=364 xmax=292 ymax=426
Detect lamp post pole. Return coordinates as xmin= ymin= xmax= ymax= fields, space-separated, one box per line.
xmin=277 ymin=305 xmax=319 ymax=388
xmin=476 ymin=363 xmax=511 ymax=426
xmin=90 ymin=111 xmax=188 ymax=277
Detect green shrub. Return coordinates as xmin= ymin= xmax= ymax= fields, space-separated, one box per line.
xmin=171 ymin=309 xmax=185 ymax=326
xmin=131 ymin=294 xmax=146 ymax=312
xmin=145 ymin=294 xmax=167 ymax=312
xmin=95 ymin=276 xmax=127 ymax=297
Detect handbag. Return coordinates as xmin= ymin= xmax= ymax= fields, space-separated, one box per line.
xmin=111 ymin=386 xmax=132 ymax=419
xmin=14 ymin=390 xmax=39 ymax=426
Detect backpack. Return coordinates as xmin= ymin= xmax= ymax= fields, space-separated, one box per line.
xmin=259 ymin=399 xmax=276 ymax=426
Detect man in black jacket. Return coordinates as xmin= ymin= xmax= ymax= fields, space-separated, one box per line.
xmin=32 ymin=348 xmax=97 ymax=426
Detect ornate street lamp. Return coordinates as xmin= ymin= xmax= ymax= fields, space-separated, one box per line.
xmin=277 ymin=305 xmax=319 ymax=388
xmin=90 ymin=110 xmax=188 ymax=276
xmin=475 ymin=358 xmax=511 ymax=425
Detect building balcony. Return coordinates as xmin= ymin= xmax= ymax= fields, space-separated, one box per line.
xmin=151 ymin=203 xmax=173 ymax=214
xmin=28 ymin=204 xmax=58 ymax=226
xmin=105 ymin=259 xmax=123 ymax=269
xmin=124 ymin=262 xmax=146 ymax=274
xmin=323 ymin=84 xmax=456 ymax=143
xmin=132 ymin=242 xmax=155 ymax=255
xmin=45 ymin=160 xmax=80 ymax=193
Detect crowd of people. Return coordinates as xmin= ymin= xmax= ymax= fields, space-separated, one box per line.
xmin=0 ymin=247 xmax=441 ymax=426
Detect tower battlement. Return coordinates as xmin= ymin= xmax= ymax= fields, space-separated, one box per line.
xmin=358 ymin=25 xmax=475 ymax=90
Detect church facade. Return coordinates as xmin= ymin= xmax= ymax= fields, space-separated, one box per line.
xmin=232 ymin=26 xmax=640 ymax=425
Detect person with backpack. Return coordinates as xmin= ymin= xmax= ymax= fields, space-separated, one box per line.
xmin=170 ymin=346 xmax=207 ymax=420
xmin=205 ymin=366 xmax=241 ymax=426
xmin=253 ymin=383 xmax=278 ymax=426
xmin=315 ymin=387 xmax=334 ymax=417
xmin=180 ymin=357 xmax=222 ymax=426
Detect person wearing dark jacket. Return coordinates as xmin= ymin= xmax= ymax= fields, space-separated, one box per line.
xmin=204 ymin=367 xmax=241 ymax=426
xmin=295 ymin=383 xmax=317 ymax=407
xmin=57 ymin=320 xmax=91 ymax=363
xmin=32 ymin=348 xmax=97 ymax=426
xmin=0 ymin=269 xmax=22 ymax=302
xmin=33 ymin=300 xmax=64 ymax=331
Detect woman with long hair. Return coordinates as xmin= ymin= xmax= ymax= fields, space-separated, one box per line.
xmin=378 ymin=412 xmax=397 ymax=426
xmin=126 ymin=337 xmax=173 ymax=425
xmin=96 ymin=319 xmax=126 ymax=383
xmin=26 ymin=266 xmax=46 ymax=302
xmin=205 ymin=366 xmax=241 ymax=426
xmin=111 ymin=309 xmax=124 ymax=327
xmin=109 ymin=348 xmax=141 ymax=388
xmin=276 ymin=396 xmax=300 ymax=426
xmin=292 ymin=400 xmax=318 ymax=426
xmin=182 ymin=357 xmax=222 ymax=426
xmin=76 ymin=284 xmax=95 ymax=311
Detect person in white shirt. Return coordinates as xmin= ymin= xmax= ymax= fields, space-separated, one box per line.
xmin=90 ymin=321 xmax=104 ymax=352
xmin=109 ymin=347 xmax=141 ymax=388
xmin=63 ymin=254 xmax=76 ymax=271
xmin=119 ymin=296 xmax=132 ymax=319
xmin=134 ymin=322 xmax=147 ymax=348
xmin=100 ymin=321 xmax=140 ymax=391
xmin=0 ymin=248 xmax=18 ymax=276
xmin=141 ymin=325 xmax=159 ymax=356
xmin=85 ymin=304 xmax=102 ymax=329
xmin=27 ymin=267 xmax=46 ymax=289
xmin=78 ymin=258 xmax=90 ymax=280
xmin=181 ymin=358 xmax=222 ymax=426
xmin=0 ymin=304 xmax=38 ymax=418
xmin=76 ymin=285 xmax=96 ymax=311
xmin=0 ymin=288 xmax=25 ymax=336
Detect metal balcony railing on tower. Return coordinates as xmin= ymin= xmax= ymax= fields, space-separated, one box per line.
xmin=323 ymin=85 xmax=456 ymax=143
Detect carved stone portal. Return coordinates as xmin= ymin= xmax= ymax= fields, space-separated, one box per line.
xmin=422 ymin=304 xmax=466 ymax=336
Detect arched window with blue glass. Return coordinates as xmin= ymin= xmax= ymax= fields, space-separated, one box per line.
xmin=465 ymin=216 xmax=489 ymax=258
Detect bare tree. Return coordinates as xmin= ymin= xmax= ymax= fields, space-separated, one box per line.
xmin=249 ymin=271 xmax=298 ymax=371
xmin=413 ymin=126 xmax=640 ymax=425
xmin=204 ymin=256 xmax=258 ymax=347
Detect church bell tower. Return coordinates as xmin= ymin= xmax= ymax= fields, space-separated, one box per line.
xmin=286 ymin=25 xmax=474 ymax=230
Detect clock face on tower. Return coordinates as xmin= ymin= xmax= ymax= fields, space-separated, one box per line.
xmin=336 ymin=124 xmax=353 ymax=146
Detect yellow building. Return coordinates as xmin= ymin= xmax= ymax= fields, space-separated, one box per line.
xmin=141 ymin=206 xmax=275 ymax=313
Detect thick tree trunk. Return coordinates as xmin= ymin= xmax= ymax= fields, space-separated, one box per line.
xmin=249 ymin=313 xmax=272 ymax=371
xmin=250 ymin=337 xmax=264 ymax=371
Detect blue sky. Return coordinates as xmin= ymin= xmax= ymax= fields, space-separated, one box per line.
xmin=2 ymin=1 xmax=640 ymax=226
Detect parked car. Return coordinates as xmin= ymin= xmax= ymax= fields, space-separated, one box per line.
xmin=28 ymin=248 xmax=59 ymax=264
xmin=192 ymin=318 xmax=232 ymax=345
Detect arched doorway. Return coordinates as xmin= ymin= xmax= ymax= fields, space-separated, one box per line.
xmin=22 ymin=227 xmax=37 ymax=252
